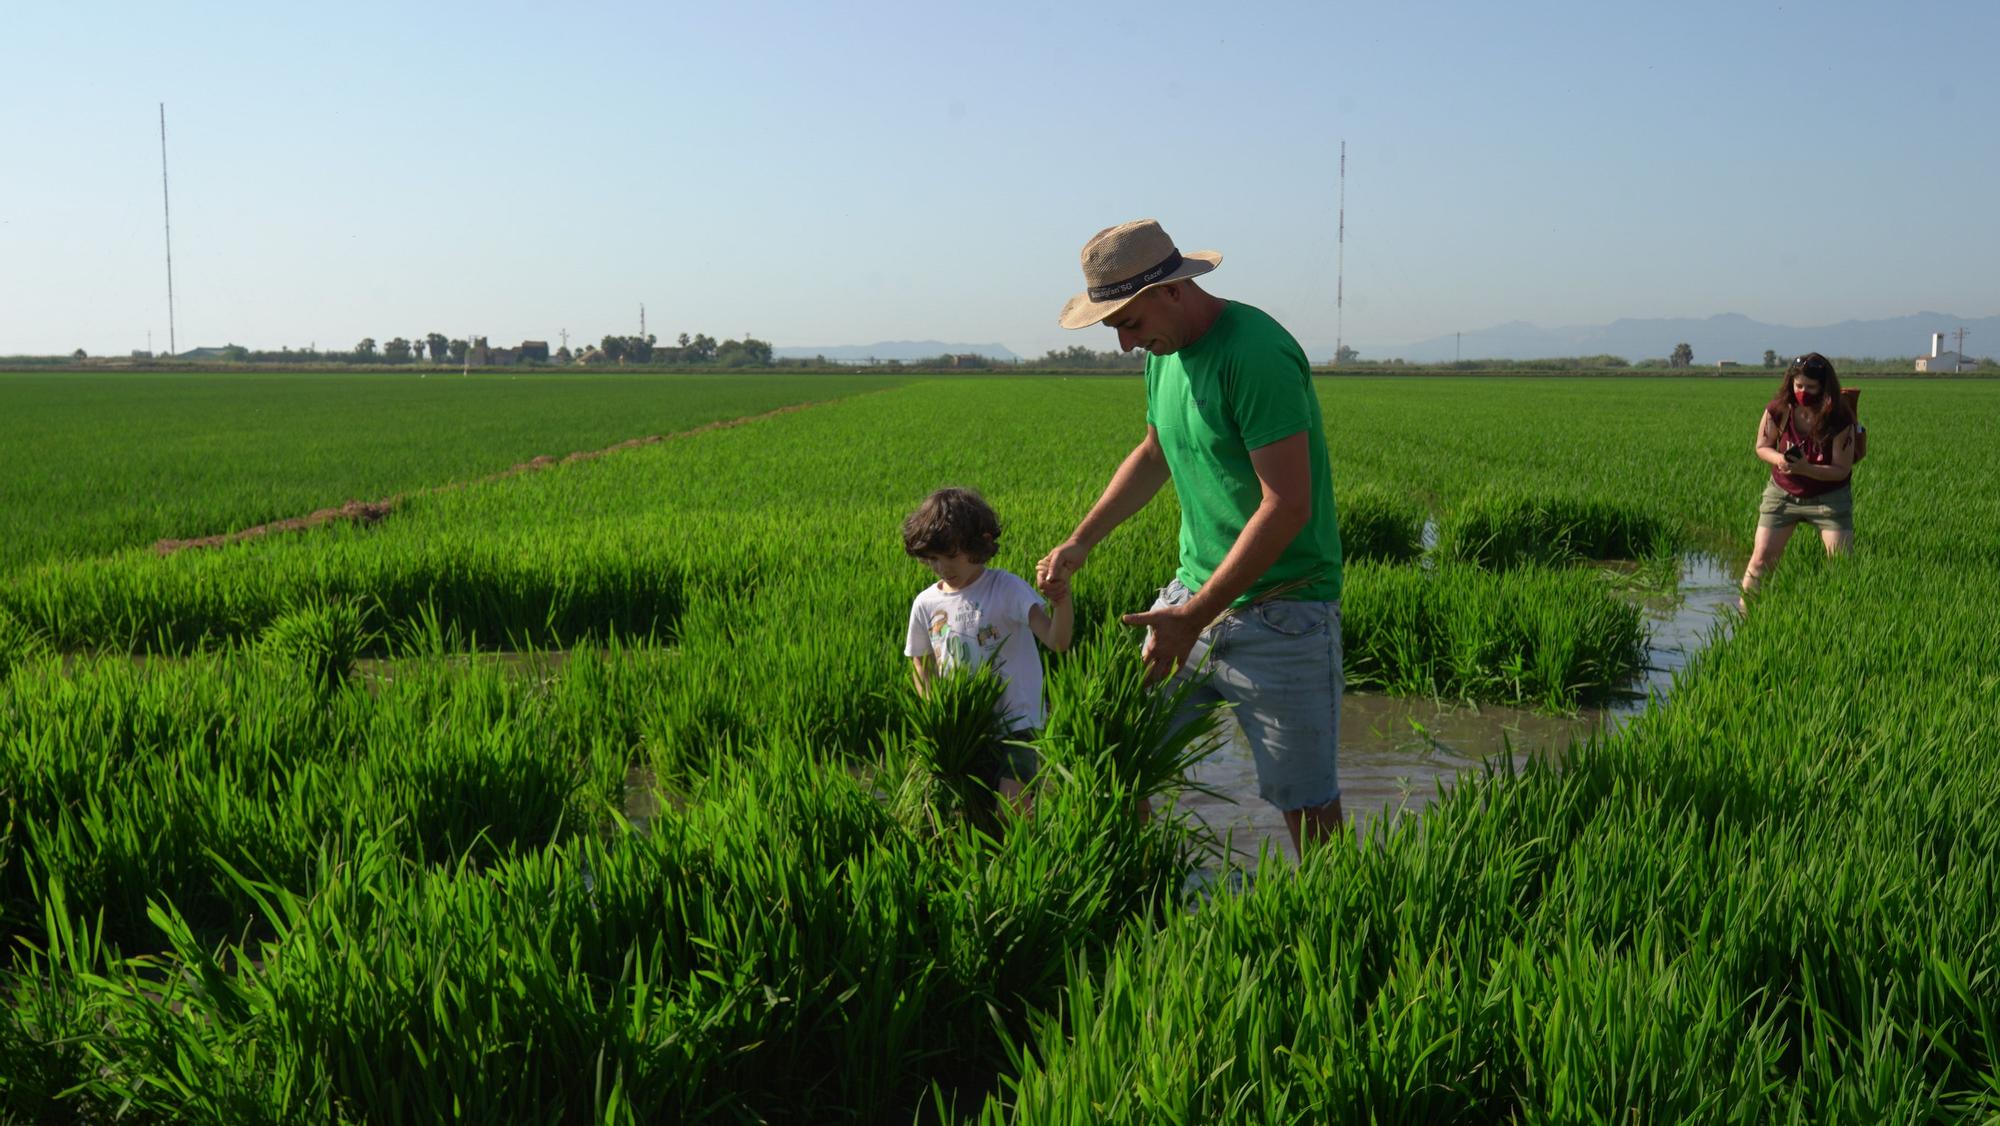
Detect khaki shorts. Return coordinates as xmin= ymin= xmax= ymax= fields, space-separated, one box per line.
xmin=1757 ymin=481 xmax=1853 ymax=533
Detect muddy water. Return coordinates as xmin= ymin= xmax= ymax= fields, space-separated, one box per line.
xmin=1178 ymin=554 xmax=1740 ymax=866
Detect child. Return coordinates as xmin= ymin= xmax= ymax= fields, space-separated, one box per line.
xmin=902 ymin=487 xmax=1072 ymax=806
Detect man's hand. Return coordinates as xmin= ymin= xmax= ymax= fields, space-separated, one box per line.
xmin=1037 ymin=541 xmax=1089 ymax=596
xmin=1037 ymin=571 xmax=1072 ymax=603
xmin=1121 ymin=602 xmax=1203 ymax=683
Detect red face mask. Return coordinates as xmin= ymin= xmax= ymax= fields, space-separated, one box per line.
xmin=1794 ymin=389 xmax=1821 ymax=407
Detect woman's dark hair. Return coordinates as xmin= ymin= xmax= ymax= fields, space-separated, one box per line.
xmin=902 ymin=487 xmax=1002 ymax=563
xmin=1768 ymin=352 xmax=1853 ymax=443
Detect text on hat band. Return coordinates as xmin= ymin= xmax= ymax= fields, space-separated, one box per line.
xmin=1087 ymin=250 xmax=1185 ymax=302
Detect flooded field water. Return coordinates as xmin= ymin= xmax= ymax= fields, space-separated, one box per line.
xmin=1179 ymin=555 xmax=1740 ymax=866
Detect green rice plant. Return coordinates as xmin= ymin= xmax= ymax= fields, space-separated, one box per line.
xmin=258 ymin=596 xmax=375 ymax=689
xmin=1432 ymin=492 xmax=1675 ymax=570
xmin=0 ymin=605 xmax=49 ymax=682
xmin=897 ymin=661 xmax=1012 ymax=834
xmin=1335 ymin=482 xmax=1426 ymax=563
xmin=1341 ymin=561 xmax=1648 ymax=710
xmin=0 ymin=874 xmax=137 ymax=1121
xmin=1038 ymin=623 xmax=1225 ymax=814
xmin=0 ymin=370 xmax=906 ymax=576
xmin=0 ymin=638 xmax=636 ymax=954
xmin=8 ymin=736 xmax=1198 ymax=1123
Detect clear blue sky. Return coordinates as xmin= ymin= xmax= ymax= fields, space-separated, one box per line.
xmin=6 ymin=0 xmax=1994 ymax=360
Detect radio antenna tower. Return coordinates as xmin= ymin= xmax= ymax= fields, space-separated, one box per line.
xmin=159 ymin=103 xmax=178 ymax=358
xmin=1335 ymin=140 xmax=1346 ymax=364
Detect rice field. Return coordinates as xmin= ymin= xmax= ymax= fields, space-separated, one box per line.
xmin=0 ymin=369 xmax=904 ymax=574
xmin=3 ymin=374 xmax=1996 ymax=1121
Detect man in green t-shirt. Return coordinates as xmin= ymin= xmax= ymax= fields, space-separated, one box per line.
xmin=1037 ymin=218 xmax=1346 ymax=852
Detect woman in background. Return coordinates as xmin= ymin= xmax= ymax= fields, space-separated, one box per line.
xmin=1740 ymin=352 xmax=1857 ymax=605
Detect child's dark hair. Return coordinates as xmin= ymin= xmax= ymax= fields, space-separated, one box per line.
xmin=902 ymin=487 xmax=1002 ymax=563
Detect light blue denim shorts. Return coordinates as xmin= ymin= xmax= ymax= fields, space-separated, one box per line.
xmin=1151 ymin=578 xmax=1343 ymax=811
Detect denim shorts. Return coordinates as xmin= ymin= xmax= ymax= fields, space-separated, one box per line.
xmin=1757 ymin=481 xmax=1853 ymax=533
xmin=1150 ymin=578 xmax=1343 ymax=811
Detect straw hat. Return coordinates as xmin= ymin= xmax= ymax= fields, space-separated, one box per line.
xmin=1057 ymin=219 xmax=1221 ymax=329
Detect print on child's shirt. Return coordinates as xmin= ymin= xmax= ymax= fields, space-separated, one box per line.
xmin=929 ymin=601 xmax=1004 ymax=669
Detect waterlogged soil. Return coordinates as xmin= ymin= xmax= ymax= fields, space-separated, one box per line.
xmin=1180 ymin=554 xmax=1740 ymax=866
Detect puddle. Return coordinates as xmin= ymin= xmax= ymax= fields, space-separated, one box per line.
xmin=1178 ymin=554 xmax=1739 ymax=869
xmin=621 ymin=764 xmax=662 ymax=828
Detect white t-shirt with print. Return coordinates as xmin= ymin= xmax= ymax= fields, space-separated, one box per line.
xmin=903 ymin=567 xmax=1048 ymax=731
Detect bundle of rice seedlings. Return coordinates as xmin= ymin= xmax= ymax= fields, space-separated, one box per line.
xmin=899 ymin=662 xmax=1011 ymax=834
xmin=1039 ymin=624 xmax=1223 ymax=812
xmin=257 ymin=597 xmax=375 ymax=690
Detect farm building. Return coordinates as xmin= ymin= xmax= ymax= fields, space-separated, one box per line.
xmin=469 ymin=339 xmax=551 ymax=366
xmin=1915 ymin=333 xmax=1974 ymax=373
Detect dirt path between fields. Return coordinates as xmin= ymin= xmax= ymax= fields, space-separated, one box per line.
xmin=152 ymin=399 xmax=833 ymax=556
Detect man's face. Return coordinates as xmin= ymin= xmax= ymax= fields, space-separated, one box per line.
xmin=1103 ymin=287 xmax=1182 ymax=355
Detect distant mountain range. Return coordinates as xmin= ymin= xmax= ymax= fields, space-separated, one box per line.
xmin=1354 ymin=312 xmax=1997 ymax=365
xmin=773 ymin=340 xmax=1022 ymax=363
xmin=771 ymin=313 xmax=1995 ymax=367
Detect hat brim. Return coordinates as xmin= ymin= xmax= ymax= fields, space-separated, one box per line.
xmin=1057 ymin=250 xmax=1222 ymax=330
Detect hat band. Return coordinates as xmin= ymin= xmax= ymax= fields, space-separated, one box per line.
xmin=1087 ymin=250 xmax=1184 ymax=302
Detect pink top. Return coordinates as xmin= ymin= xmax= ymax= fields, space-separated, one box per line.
xmin=1768 ymin=405 xmax=1852 ymax=498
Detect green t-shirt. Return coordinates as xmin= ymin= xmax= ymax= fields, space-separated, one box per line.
xmin=1144 ymin=302 xmax=1342 ymax=605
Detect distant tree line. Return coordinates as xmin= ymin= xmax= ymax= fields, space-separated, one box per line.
xmin=1023 ymin=345 xmax=1146 ymax=370
xmin=26 ymin=339 xmax=1998 ymax=374
xmin=182 ymin=332 xmax=785 ymax=367
xmin=567 ymin=334 xmax=775 ymax=367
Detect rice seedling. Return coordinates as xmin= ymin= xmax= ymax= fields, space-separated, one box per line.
xmin=257 ymin=596 xmax=376 ymax=690
xmin=1341 ymin=561 xmax=1648 ymax=711
xmin=1334 ymin=483 xmax=1426 ymax=564
xmin=1039 ymin=622 xmax=1226 ymax=812
xmin=1432 ymin=491 xmax=1675 ymax=570
xmin=896 ymin=660 xmax=1013 ymax=834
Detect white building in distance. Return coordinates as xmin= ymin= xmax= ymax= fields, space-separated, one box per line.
xmin=1915 ymin=332 xmax=1974 ymax=373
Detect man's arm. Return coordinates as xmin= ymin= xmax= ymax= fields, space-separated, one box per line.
xmin=1121 ymin=431 xmax=1314 ymax=679
xmin=910 ymin=654 xmax=936 ymax=696
xmin=1038 ymin=426 xmax=1170 ymax=589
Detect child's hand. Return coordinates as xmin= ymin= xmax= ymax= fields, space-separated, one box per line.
xmin=1035 ymin=565 xmax=1071 ymax=602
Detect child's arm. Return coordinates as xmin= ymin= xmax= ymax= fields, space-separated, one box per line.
xmin=911 ymin=654 xmax=936 ymax=695
xmin=1030 ymin=584 xmax=1073 ymax=652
